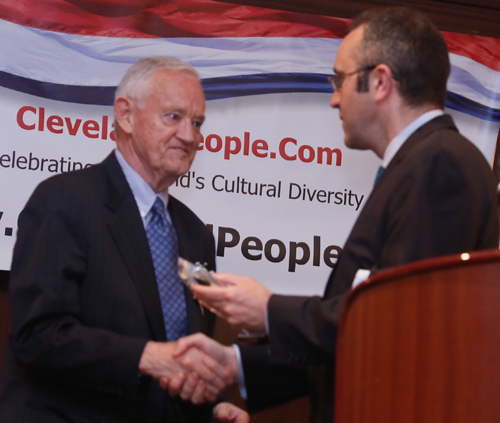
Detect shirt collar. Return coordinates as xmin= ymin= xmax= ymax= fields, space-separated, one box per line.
xmin=114 ymin=149 xmax=169 ymax=223
xmin=382 ymin=109 xmax=444 ymax=168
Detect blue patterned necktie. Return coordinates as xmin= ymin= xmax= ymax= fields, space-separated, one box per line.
xmin=374 ymin=166 xmax=385 ymax=186
xmin=146 ymin=197 xmax=187 ymax=341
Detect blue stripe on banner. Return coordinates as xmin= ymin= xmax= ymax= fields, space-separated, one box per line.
xmin=0 ymin=71 xmax=332 ymax=104
xmin=446 ymin=92 xmax=500 ymax=122
xmin=1 ymin=70 xmax=500 ymax=122
xmin=202 ymin=73 xmax=333 ymax=99
xmin=0 ymin=70 xmax=116 ymax=105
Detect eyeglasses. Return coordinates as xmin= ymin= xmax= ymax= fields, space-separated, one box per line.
xmin=328 ymin=65 xmax=377 ymax=91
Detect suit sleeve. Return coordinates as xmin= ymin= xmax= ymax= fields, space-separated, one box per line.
xmin=239 ymin=344 xmax=309 ymax=412
xmin=9 ymin=177 xmax=147 ymax=400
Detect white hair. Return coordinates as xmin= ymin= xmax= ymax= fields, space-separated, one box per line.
xmin=115 ymin=56 xmax=200 ymax=105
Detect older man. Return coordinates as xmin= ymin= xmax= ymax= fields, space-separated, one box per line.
xmin=0 ymin=57 xmax=246 ymax=423
xmin=175 ymin=7 xmax=499 ymax=423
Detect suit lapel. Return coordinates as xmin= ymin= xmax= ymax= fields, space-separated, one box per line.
xmin=100 ymin=153 xmax=167 ymax=341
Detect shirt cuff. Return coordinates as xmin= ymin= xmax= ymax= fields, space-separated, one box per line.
xmin=232 ymin=344 xmax=247 ymax=400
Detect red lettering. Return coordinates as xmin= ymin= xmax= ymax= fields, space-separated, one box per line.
xmin=317 ymin=147 xmax=342 ymax=166
xmin=224 ymin=136 xmax=241 ymax=160
xmin=279 ymin=137 xmax=297 ymax=161
xmin=102 ymin=115 xmax=108 ymax=139
xmin=38 ymin=107 xmax=45 ymax=131
xmin=298 ymin=145 xmax=315 ymax=163
xmin=252 ymin=139 xmax=268 ymax=158
xmin=65 ymin=117 xmax=82 ymax=136
xmin=47 ymin=115 xmax=63 ymax=134
xmin=83 ymin=120 xmax=99 ymax=138
xmin=206 ymin=134 xmax=222 ymax=153
xmin=244 ymin=132 xmax=250 ymax=155
xmin=17 ymin=106 xmax=36 ymax=130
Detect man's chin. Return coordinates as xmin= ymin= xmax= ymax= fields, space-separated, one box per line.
xmin=344 ymin=135 xmax=357 ymax=150
xmin=166 ymin=162 xmax=193 ymax=180
xmin=344 ymin=136 xmax=369 ymax=151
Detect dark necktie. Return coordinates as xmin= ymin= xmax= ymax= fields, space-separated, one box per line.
xmin=374 ymin=166 xmax=385 ymax=186
xmin=146 ymin=197 xmax=187 ymax=341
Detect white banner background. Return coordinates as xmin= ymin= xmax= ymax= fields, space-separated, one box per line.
xmin=1 ymin=84 xmax=498 ymax=295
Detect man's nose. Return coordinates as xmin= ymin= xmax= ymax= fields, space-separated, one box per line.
xmin=177 ymin=118 xmax=197 ymax=142
xmin=330 ymin=90 xmax=340 ymax=108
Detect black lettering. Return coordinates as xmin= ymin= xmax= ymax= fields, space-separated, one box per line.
xmin=313 ymin=236 xmax=321 ymax=266
xmin=16 ymin=155 xmax=27 ymax=169
xmin=0 ymin=154 xmax=10 ymax=168
xmin=196 ymin=176 xmax=205 ymax=189
xmin=48 ymin=159 xmax=58 ymax=173
xmin=289 ymin=241 xmax=310 ymax=272
xmin=29 ymin=153 xmax=39 ymax=170
xmin=241 ymin=236 xmax=262 ymax=260
xmin=264 ymin=239 xmax=286 ymax=263
xmin=324 ymin=245 xmax=342 ymax=268
xmin=178 ymin=172 xmax=192 ymax=188
xmin=289 ymin=183 xmax=301 ymax=199
xmin=212 ymin=175 xmax=224 ymax=192
xmin=217 ymin=226 xmax=240 ymax=257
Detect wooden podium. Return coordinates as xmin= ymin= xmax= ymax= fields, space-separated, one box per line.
xmin=334 ymin=249 xmax=500 ymax=423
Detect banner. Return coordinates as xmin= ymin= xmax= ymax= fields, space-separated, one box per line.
xmin=1 ymin=0 xmax=500 ymax=295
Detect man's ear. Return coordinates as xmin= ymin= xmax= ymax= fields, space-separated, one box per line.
xmin=114 ymin=97 xmax=134 ymax=135
xmin=371 ymin=64 xmax=394 ymax=103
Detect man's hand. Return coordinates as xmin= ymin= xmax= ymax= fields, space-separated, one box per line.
xmin=162 ymin=333 xmax=239 ymax=400
xmin=174 ymin=333 xmax=239 ymax=377
xmin=138 ymin=341 xmax=233 ymax=404
xmin=191 ymin=273 xmax=272 ymax=332
xmin=213 ymin=402 xmax=250 ymax=423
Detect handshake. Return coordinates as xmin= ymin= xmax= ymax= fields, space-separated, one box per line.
xmin=139 ymin=272 xmax=273 ymax=422
xmin=139 ymin=333 xmax=238 ymax=404
xmin=139 ymin=333 xmax=245 ymax=422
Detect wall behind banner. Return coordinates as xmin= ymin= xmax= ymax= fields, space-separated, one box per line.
xmin=1 ymin=0 xmax=500 ymax=297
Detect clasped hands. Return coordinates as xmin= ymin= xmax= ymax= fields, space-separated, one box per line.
xmin=139 ymin=337 xmax=248 ymax=422
xmin=139 ymin=335 xmax=248 ymax=422
xmin=139 ymin=273 xmax=270 ymax=421
xmin=138 ymin=338 xmax=234 ymax=403
xmin=163 ymin=273 xmax=271 ymax=398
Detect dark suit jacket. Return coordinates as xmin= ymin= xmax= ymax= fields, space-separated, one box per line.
xmin=240 ymin=115 xmax=500 ymax=422
xmin=0 ymin=152 xmax=217 ymax=423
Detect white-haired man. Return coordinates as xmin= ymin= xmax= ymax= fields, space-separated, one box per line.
xmin=0 ymin=57 xmax=247 ymax=423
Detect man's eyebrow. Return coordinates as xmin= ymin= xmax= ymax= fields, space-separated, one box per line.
xmin=165 ymin=107 xmax=205 ymax=123
xmin=169 ymin=106 xmax=187 ymax=115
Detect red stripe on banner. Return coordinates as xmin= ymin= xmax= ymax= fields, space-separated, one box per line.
xmin=1 ymin=0 xmax=500 ymax=71
xmin=443 ymin=32 xmax=500 ymax=72
xmin=0 ymin=0 xmax=349 ymax=38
